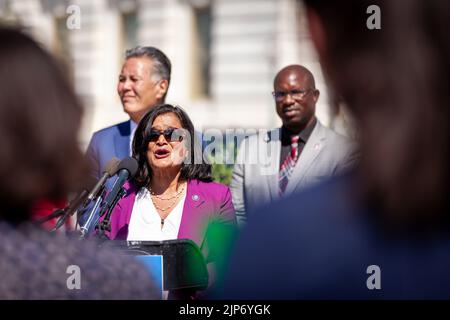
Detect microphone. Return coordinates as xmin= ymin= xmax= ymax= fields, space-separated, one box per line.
xmin=52 ymin=176 xmax=97 ymax=231
xmin=76 ymin=158 xmax=120 ymax=228
xmin=101 ymin=157 xmax=138 ymax=215
xmin=80 ymin=157 xmax=138 ymax=238
xmin=86 ymin=157 xmax=120 ymax=203
xmin=79 ymin=190 xmax=104 ymax=237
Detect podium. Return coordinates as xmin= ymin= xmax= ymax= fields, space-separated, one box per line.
xmin=102 ymin=239 xmax=209 ymax=297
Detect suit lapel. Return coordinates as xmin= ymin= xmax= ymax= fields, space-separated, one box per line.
xmin=114 ymin=120 xmax=131 ymax=160
xmin=285 ymin=121 xmax=326 ymax=195
xmin=178 ymin=180 xmax=206 ymax=246
xmin=261 ymin=129 xmax=282 ymax=202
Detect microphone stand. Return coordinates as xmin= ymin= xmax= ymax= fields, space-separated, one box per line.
xmin=96 ymin=187 xmax=127 ymax=240
xmin=78 ymin=190 xmax=104 ymax=239
xmin=36 ymin=208 xmax=65 ymax=224
xmin=49 ymin=190 xmax=90 ymax=232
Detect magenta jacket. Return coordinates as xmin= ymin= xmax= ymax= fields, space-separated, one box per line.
xmin=106 ymin=179 xmax=237 ymax=263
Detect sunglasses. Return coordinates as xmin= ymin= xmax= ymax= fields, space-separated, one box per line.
xmin=147 ymin=128 xmax=185 ymax=143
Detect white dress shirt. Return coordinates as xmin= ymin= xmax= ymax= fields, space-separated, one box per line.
xmin=127 ymin=187 xmax=186 ymax=241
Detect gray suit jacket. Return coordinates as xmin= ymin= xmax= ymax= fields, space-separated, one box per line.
xmin=230 ymin=120 xmax=358 ymax=226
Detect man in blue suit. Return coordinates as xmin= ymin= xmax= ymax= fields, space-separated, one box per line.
xmin=86 ymin=46 xmax=171 ymax=182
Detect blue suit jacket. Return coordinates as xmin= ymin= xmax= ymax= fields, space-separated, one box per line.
xmin=86 ymin=120 xmax=131 ymax=188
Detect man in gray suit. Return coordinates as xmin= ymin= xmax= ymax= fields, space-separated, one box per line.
xmin=230 ymin=65 xmax=357 ymax=226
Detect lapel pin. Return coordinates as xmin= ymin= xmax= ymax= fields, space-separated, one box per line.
xmin=314 ymin=143 xmax=321 ymax=151
xmin=192 ymin=194 xmax=200 ymax=201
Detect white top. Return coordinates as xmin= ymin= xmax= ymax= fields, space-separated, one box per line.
xmin=129 ymin=120 xmax=138 ymax=156
xmin=127 ymin=187 xmax=186 ymax=241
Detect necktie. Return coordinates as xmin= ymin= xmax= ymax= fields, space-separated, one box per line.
xmin=279 ymin=136 xmax=300 ymax=195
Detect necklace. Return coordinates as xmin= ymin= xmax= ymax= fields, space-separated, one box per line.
xmin=149 ymin=184 xmax=185 ymax=201
xmin=148 ymin=183 xmax=186 ymax=212
xmin=151 ymin=197 xmax=179 ymax=212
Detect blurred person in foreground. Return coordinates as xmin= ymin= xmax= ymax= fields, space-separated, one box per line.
xmin=0 ymin=27 xmax=159 ymax=299
xmin=105 ymin=104 xmax=237 ymax=298
xmin=221 ymin=0 xmax=450 ymax=299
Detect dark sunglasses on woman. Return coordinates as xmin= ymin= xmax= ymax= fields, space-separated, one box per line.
xmin=147 ymin=127 xmax=185 ymax=143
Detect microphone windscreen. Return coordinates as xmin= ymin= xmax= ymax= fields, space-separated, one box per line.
xmin=103 ymin=157 xmax=121 ymax=176
xmin=117 ymin=157 xmax=138 ymax=178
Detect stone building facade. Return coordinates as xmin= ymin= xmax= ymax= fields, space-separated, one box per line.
xmin=1 ymin=0 xmax=351 ymax=149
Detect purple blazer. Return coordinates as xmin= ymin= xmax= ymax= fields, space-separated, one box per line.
xmin=106 ymin=179 xmax=237 ymax=262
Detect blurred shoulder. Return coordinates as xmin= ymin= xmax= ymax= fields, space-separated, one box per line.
xmin=0 ymin=223 xmax=158 ymax=299
xmin=251 ymin=172 xmax=360 ymax=227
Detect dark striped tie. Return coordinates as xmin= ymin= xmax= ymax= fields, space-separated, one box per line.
xmin=279 ymin=136 xmax=300 ymax=195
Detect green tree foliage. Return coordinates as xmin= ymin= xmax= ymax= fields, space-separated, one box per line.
xmin=212 ymin=163 xmax=233 ymax=186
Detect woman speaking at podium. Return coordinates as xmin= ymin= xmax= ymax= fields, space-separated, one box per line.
xmin=106 ymin=104 xmax=237 ymax=294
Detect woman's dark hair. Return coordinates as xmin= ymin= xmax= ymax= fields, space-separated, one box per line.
xmin=132 ymin=104 xmax=212 ymax=188
xmin=0 ymin=27 xmax=88 ymax=223
xmin=302 ymin=0 xmax=449 ymax=229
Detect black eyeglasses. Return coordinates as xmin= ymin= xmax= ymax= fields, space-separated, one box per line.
xmin=272 ymin=89 xmax=315 ymax=102
xmin=147 ymin=128 xmax=185 ymax=143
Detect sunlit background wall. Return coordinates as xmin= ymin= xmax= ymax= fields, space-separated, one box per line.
xmin=0 ymin=0 xmax=353 ymax=151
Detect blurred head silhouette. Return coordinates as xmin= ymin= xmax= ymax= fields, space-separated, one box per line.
xmin=0 ymin=27 xmax=87 ymax=224
xmin=302 ymin=0 xmax=449 ymax=230
xmin=0 ymin=27 xmax=162 ymax=300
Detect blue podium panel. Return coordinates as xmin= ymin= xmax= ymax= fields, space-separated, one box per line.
xmin=135 ymin=255 xmax=163 ymax=299
xmin=103 ymin=240 xmax=208 ymax=293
